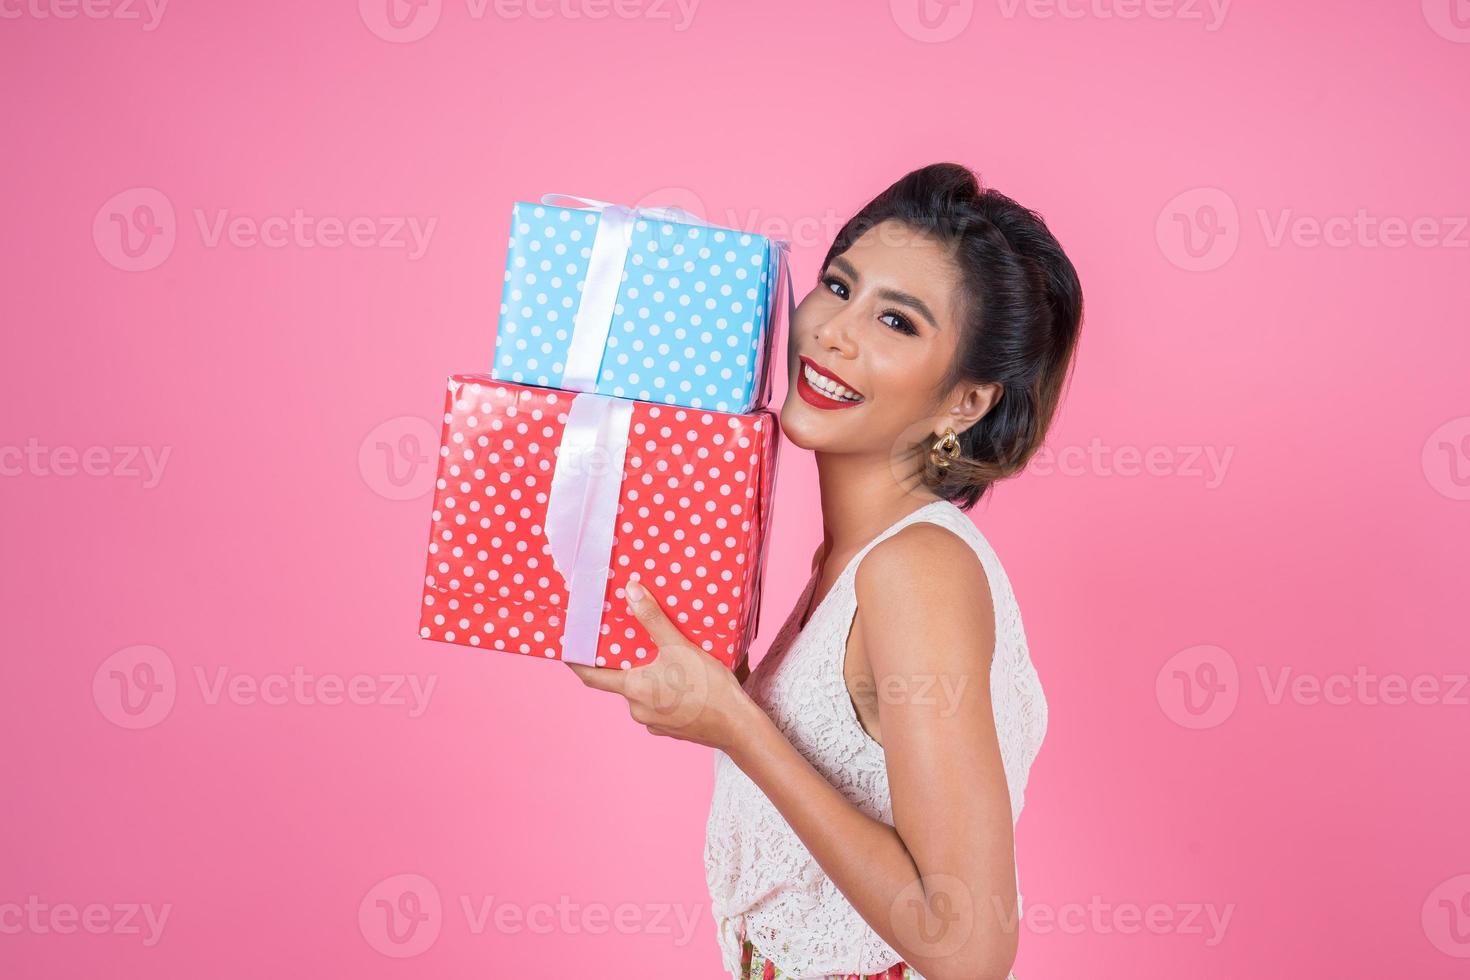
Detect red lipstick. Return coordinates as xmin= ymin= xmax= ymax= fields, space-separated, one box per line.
xmin=796 ymin=355 xmax=865 ymax=411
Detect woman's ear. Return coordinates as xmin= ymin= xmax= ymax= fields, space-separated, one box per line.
xmin=941 ymin=381 xmax=1002 ymax=437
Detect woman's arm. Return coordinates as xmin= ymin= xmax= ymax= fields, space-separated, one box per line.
xmin=725 ymin=523 xmax=1018 ymax=980
xmin=566 ymin=528 xmax=1018 ymax=978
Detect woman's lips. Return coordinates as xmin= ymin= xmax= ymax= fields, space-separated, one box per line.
xmin=799 ymin=355 xmax=862 ymax=395
xmin=795 ymin=362 xmax=865 ymax=411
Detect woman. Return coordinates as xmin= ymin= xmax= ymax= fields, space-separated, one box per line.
xmin=568 ymin=162 xmax=1083 ymax=980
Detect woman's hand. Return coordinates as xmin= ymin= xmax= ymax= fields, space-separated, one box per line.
xmin=565 ymin=581 xmax=760 ymax=754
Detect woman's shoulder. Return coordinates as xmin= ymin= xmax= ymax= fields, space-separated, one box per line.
xmin=856 ymin=515 xmax=992 ymax=603
xmin=852 ymin=514 xmax=999 ymax=667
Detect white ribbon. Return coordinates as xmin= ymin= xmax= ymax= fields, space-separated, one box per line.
xmin=562 ymin=203 xmax=634 ymax=390
xmin=536 ymin=193 xmax=794 ymax=667
xmin=540 ymin=192 xmax=708 ymax=229
xmin=540 ymin=192 xmax=789 ymax=407
xmin=544 ymin=393 xmax=634 ymax=666
xmin=541 ymin=193 xmax=713 ymax=394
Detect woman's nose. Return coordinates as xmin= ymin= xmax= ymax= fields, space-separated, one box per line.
xmin=813 ymin=307 xmax=859 ymax=358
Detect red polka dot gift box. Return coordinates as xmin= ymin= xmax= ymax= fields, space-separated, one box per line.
xmin=418 ymin=375 xmax=781 ymax=671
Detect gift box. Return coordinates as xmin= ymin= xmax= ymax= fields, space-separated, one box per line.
xmin=418 ymin=375 xmax=781 ymax=670
xmin=492 ymin=195 xmax=790 ymax=415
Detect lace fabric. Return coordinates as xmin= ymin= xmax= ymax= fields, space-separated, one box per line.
xmin=704 ymin=499 xmax=1047 ymax=979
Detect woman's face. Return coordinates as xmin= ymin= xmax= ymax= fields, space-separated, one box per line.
xmin=780 ymin=219 xmax=990 ymax=471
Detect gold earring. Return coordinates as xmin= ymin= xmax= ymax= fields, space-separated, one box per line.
xmin=930 ymin=427 xmax=961 ymax=470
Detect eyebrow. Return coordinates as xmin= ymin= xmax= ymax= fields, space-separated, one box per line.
xmin=829 ymin=256 xmax=941 ymax=331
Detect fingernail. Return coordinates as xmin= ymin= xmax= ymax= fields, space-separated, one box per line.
xmin=626 ymin=581 xmax=645 ymax=604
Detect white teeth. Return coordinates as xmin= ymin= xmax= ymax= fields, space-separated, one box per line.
xmin=803 ymin=363 xmax=862 ymax=402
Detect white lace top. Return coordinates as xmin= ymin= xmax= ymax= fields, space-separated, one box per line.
xmin=704 ymin=498 xmax=1047 ymax=979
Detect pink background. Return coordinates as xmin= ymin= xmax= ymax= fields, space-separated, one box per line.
xmin=3 ymin=1 xmax=1468 ymax=977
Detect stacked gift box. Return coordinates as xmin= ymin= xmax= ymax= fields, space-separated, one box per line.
xmin=418 ymin=195 xmax=790 ymax=671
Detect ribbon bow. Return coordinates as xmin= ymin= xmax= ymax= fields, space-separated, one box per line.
xmin=537 ymin=193 xmax=792 ymax=666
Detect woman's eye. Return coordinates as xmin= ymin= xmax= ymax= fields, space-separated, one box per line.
xmin=881 ymin=312 xmax=918 ymax=336
xmin=822 ymin=276 xmax=849 ymax=300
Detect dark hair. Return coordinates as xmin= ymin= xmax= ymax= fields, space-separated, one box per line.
xmin=822 ymin=162 xmax=1084 ymax=511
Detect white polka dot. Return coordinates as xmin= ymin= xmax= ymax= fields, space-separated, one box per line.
xmin=495 ymin=203 xmax=777 ymax=411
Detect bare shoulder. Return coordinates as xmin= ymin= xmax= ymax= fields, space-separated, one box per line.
xmin=854 ymin=520 xmax=996 ymax=672
xmin=856 ymin=520 xmax=990 ymax=601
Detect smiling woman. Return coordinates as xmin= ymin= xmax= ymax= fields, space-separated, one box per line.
xmin=781 ymin=163 xmax=1084 ymax=512
xmin=569 ymin=162 xmax=1083 ymax=980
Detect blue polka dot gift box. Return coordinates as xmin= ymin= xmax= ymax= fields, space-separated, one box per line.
xmin=492 ymin=194 xmax=792 ymax=414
